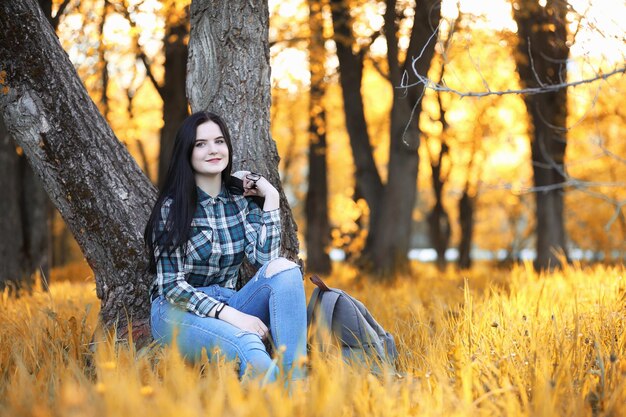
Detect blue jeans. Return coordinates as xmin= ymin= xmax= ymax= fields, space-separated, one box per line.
xmin=150 ymin=259 xmax=307 ymax=383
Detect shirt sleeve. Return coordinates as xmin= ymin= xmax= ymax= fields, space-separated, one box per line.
xmin=244 ymin=199 xmax=282 ymax=268
xmin=154 ymin=200 xmax=220 ymax=317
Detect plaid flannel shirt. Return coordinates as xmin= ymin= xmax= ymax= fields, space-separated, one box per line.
xmin=151 ymin=186 xmax=281 ymax=317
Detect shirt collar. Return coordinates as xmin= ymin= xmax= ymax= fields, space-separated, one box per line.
xmin=197 ymin=185 xmax=229 ymax=207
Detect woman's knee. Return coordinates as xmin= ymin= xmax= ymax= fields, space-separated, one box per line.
xmin=264 ymin=257 xmax=301 ymax=279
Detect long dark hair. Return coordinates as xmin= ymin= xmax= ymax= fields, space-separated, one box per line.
xmin=144 ymin=111 xmax=237 ymax=273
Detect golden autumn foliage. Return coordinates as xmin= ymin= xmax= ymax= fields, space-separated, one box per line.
xmin=1 ymin=264 xmax=625 ymax=416
xmin=46 ymin=0 xmax=625 ymax=262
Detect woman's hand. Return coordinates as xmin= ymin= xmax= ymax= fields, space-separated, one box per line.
xmin=218 ymin=305 xmax=269 ymax=340
xmin=241 ymin=172 xmax=277 ymax=198
xmin=237 ymin=171 xmax=280 ymax=211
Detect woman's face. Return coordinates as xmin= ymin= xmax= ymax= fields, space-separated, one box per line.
xmin=191 ymin=121 xmax=230 ymax=179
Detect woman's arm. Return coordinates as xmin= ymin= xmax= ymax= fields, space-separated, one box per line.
xmin=238 ymin=172 xmax=282 ymax=267
xmin=154 ymin=201 xmax=221 ymax=317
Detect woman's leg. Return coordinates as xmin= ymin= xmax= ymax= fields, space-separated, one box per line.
xmin=150 ymin=291 xmax=278 ymax=382
xmin=227 ymin=258 xmax=307 ymax=379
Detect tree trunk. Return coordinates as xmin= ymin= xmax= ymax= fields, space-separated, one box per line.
xmin=0 ymin=0 xmax=55 ymax=293
xmin=305 ymin=0 xmax=331 ymax=274
xmin=0 ymin=117 xmax=26 ymax=292
xmin=512 ymin=0 xmax=569 ymax=270
xmin=368 ymin=0 xmax=441 ymax=275
xmin=20 ymin=153 xmax=51 ymax=285
xmin=457 ymin=189 xmax=474 ymax=269
xmin=0 ymin=0 xmax=156 ymax=346
xmin=97 ymin=0 xmax=109 ymax=121
xmin=329 ymin=0 xmax=384 ymax=239
xmin=157 ymin=9 xmax=189 ymax=188
xmin=187 ymin=0 xmax=300 ymax=267
xmin=427 ymin=146 xmax=451 ymax=271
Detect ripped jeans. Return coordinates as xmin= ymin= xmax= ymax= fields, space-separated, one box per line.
xmin=150 ymin=258 xmax=307 ymax=383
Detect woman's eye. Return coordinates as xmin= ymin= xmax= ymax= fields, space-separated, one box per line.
xmin=195 ymin=142 xmax=205 ymax=147
xmin=216 ymin=139 xmax=225 ymax=144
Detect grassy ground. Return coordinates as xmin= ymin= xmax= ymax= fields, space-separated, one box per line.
xmin=0 ymin=262 xmax=624 ymax=416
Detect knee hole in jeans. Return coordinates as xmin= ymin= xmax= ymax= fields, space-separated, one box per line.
xmin=264 ymin=257 xmax=299 ymax=279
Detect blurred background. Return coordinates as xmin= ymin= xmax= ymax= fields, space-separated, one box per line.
xmin=1 ymin=0 xmax=624 ymax=287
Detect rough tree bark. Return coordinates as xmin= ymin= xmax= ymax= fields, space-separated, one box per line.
xmin=305 ymin=0 xmax=332 ymax=274
xmin=0 ymin=0 xmax=155 ymax=345
xmin=187 ymin=0 xmax=301 ymax=271
xmin=512 ymin=0 xmax=569 ymax=270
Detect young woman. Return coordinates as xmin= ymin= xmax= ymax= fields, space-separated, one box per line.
xmin=144 ymin=111 xmax=307 ymax=383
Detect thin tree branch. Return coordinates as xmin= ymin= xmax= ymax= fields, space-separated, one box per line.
xmin=402 ymin=65 xmax=626 ymax=97
xmin=111 ymin=0 xmax=165 ymax=99
xmin=269 ymin=36 xmax=308 ymax=48
xmin=51 ymin=0 xmax=72 ymax=30
xmin=367 ymin=55 xmax=390 ymax=81
xmin=484 ymin=179 xmax=625 ymax=233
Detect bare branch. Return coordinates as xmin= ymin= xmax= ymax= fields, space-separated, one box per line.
xmin=598 ymin=140 xmax=626 ymax=165
xmin=402 ymin=65 xmax=626 ymax=98
xmin=527 ymin=39 xmax=546 ymax=88
xmin=269 ymin=36 xmax=308 ymax=48
xmin=137 ymin=54 xmax=163 ymax=98
xmin=367 ymin=56 xmax=390 ymax=81
xmin=111 ymin=0 xmax=165 ymax=99
xmin=404 ymin=20 xmax=443 ymax=96
xmin=484 ymin=179 xmax=625 ymax=233
xmin=51 ymin=0 xmax=73 ymax=30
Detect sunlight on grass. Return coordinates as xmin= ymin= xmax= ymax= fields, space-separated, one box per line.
xmin=1 ymin=263 xmax=624 ymax=416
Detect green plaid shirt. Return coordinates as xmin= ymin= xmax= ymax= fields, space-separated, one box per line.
xmin=151 ymin=186 xmax=281 ymax=317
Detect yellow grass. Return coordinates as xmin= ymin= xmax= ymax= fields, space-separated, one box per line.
xmin=1 ymin=263 xmax=625 ymax=416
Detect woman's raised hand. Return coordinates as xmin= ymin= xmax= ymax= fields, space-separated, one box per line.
xmin=234 ymin=170 xmax=280 ymax=211
xmin=241 ymin=172 xmax=277 ymax=199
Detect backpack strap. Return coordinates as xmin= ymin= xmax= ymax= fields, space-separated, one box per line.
xmin=307 ymin=275 xmax=340 ymax=329
xmin=319 ymin=290 xmax=341 ymax=328
xmin=306 ymin=286 xmax=322 ymax=326
xmin=310 ymin=274 xmax=330 ymax=291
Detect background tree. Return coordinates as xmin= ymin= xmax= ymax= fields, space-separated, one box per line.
xmin=367 ymin=0 xmax=442 ymax=275
xmin=512 ymin=0 xmax=570 ymax=270
xmin=424 ymin=18 xmax=457 ymax=272
xmin=329 ymin=0 xmax=442 ymax=276
xmin=113 ymin=0 xmax=190 ymax=188
xmin=305 ymin=0 xmax=332 ymax=273
xmin=187 ymin=0 xmax=301 ymax=273
xmin=329 ymin=0 xmax=384 ymax=258
xmin=0 ymin=0 xmax=71 ymax=293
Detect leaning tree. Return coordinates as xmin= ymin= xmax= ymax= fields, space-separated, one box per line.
xmin=0 ymin=0 xmax=298 ymax=347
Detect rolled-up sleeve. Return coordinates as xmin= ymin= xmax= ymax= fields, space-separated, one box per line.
xmin=154 ymin=201 xmax=219 ymax=317
xmin=244 ymin=200 xmax=281 ymax=268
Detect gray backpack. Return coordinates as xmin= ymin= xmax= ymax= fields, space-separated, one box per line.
xmin=306 ymin=275 xmax=399 ymax=374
